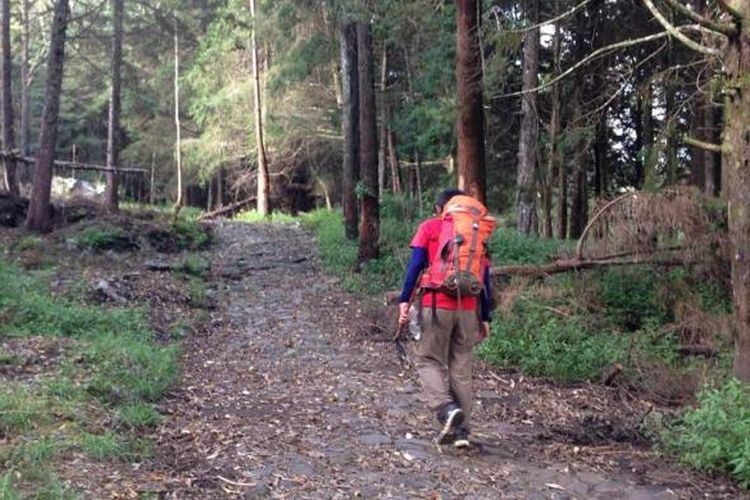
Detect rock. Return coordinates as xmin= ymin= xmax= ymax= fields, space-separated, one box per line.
xmin=360 ymin=432 xmax=391 ymax=447
xmin=0 ymin=193 xmax=28 ymax=227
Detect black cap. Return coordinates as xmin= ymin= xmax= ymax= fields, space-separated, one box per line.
xmin=435 ymin=188 xmax=465 ymax=211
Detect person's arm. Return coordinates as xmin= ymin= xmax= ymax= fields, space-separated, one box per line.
xmin=398 ymin=247 xmax=427 ymax=323
xmin=480 ymin=265 xmax=492 ymax=323
xmin=399 ymin=247 xmax=428 ymax=303
xmin=478 ymin=264 xmax=493 ymax=341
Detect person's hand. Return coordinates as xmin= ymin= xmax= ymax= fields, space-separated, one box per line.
xmin=398 ymin=302 xmax=410 ymax=325
xmin=477 ymin=321 xmax=491 ymax=342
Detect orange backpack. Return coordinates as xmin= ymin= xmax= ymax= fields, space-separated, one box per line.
xmin=422 ymin=195 xmax=496 ymax=297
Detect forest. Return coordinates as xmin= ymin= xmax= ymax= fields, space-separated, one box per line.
xmin=2 ymin=0 xmax=750 ymax=497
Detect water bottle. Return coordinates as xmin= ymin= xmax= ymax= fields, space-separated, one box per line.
xmin=408 ymin=304 xmax=421 ymax=341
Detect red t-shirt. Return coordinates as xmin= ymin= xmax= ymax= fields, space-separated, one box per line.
xmin=411 ymin=217 xmax=477 ymax=311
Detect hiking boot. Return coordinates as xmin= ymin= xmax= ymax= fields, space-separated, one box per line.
xmin=436 ymin=402 xmax=464 ymax=444
xmin=453 ymin=425 xmax=471 ymax=449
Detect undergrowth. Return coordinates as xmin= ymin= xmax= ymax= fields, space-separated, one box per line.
xmin=0 ymin=258 xmax=179 ymax=495
xmin=661 ymin=380 xmax=750 ymax=488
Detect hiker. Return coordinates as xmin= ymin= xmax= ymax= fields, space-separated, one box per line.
xmin=398 ymin=188 xmax=495 ymax=448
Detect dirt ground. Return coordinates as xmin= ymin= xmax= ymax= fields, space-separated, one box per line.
xmin=3 ymin=220 xmax=746 ymax=498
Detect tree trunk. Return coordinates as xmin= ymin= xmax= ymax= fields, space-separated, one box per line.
xmin=455 ymin=0 xmax=487 ymax=204
xmin=340 ymin=21 xmax=359 ymax=240
xmin=664 ymin=82 xmax=678 ymax=186
xmin=388 ymin=129 xmax=401 ymax=194
xmin=634 ymin=92 xmax=644 ymax=187
xmin=415 ymin=148 xmax=423 ymax=213
xmin=689 ymin=105 xmax=705 ymax=189
xmin=568 ymin=87 xmax=587 ymax=239
xmin=104 ymin=0 xmax=123 ymax=211
xmin=378 ymin=45 xmax=387 ymax=197
xmin=26 ymin=0 xmax=69 ymax=232
xmin=250 ymin=0 xmax=270 ymax=217
xmin=557 ymin=155 xmax=568 ymax=239
xmin=594 ymin=120 xmax=606 ymax=197
xmin=173 ymin=16 xmax=184 ymax=212
xmin=20 ymin=0 xmax=31 ymax=160
xmin=1 ymin=0 xmax=18 ymax=195
xmin=357 ymin=17 xmax=379 ymax=263
xmin=515 ymin=0 xmax=539 ymax=235
xmin=704 ymin=102 xmax=718 ymax=196
xmin=722 ymin=8 xmax=750 ymax=381
xmin=642 ymin=82 xmax=656 ymax=190
xmin=543 ymin=2 xmax=560 ymax=239
xmin=149 ymin=152 xmax=155 ymax=205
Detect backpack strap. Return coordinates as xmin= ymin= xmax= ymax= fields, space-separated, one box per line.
xmin=465 ymin=219 xmax=480 ymax=276
xmin=431 ymin=289 xmax=438 ymax=325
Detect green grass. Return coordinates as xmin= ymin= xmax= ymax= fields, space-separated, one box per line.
xmin=0 ymin=386 xmax=46 ymax=436
xmin=0 ymin=473 xmax=21 ymax=500
xmin=79 ymin=432 xmax=152 ymax=461
xmin=3 ymin=438 xmax=66 ymax=469
xmin=117 ymin=403 xmax=162 ymax=429
xmin=0 ymin=257 xmax=180 ymax=494
xmin=234 ymin=209 xmax=299 ymax=224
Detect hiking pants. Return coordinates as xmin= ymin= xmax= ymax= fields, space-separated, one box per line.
xmin=414 ymin=308 xmax=479 ymax=425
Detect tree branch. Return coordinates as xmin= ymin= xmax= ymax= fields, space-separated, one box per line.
xmin=493 ymin=28 xmax=699 ymax=99
xmin=642 ymin=0 xmax=722 ymax=56
xmin=717 ymin=0 xmax=744 ymax=20
xmin=684 ymin=135 xmax=723 ymax=152
xmin=575 ymin=192 xmax=638 ymax=260
xmin=662 ymin=0 xmax=737 ymax=35
xmin=499 ymin=0 xmax=591 ymax=33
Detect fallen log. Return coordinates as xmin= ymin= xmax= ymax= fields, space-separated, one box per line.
xmin=490 ymin=256 xmax=687 ymax=278
xmin=198 ymin=197 xmax=256 ymax=220
xmin=0 ymin=151 xmax=147 ymax=174
xmin=383 ymin=256 xmax=690 ymax=305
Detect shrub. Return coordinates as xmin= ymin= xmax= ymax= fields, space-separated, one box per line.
xmin=662 ymin=380 xmax=750 ymax=488
xmin=488 ymin=227 xmax=567 ymax=265
xmin=170 ymin=219 xmax=212 ymax=251
xmin=75 ymin=226 xmax=137 ymax=252
xmin=597 ymin=268 xmax=672 ymax=331
xmin=477 ymin=302 xmax=628 ymax=382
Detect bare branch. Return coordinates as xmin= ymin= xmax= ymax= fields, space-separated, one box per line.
xmin=662 ymin=0 xmax=737 ymax=35
xmin=492 ymin=28 xmax=698 ymax=99
xmin=642 ymin=0 xmax=722 ymax=56
xmin=499 ymin=0 xmax=591 ymax=33
xmin=684 ymin=135 xmax=723 ymax=152
xmin=575 ymin=192 xmax=637 ymax=260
